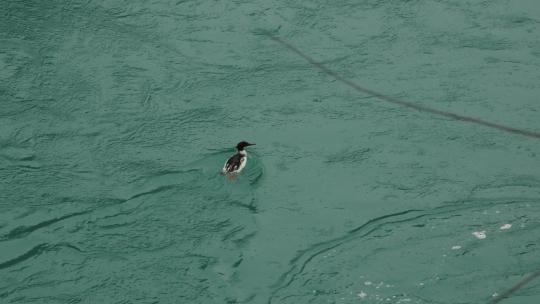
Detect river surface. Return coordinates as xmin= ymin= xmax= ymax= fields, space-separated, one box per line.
xmin=1 ymin=1 xmax=540 ymax=303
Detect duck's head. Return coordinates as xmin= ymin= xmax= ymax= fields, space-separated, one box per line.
xmin=236 ymin=141 xmax=255 ymax=151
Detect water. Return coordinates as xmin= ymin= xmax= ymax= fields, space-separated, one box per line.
xmin=1 ymin=1 xmax=540 ymax=303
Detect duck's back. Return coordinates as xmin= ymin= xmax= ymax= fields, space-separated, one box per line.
xmin=223 ymin=153 xmax=246 ymax=173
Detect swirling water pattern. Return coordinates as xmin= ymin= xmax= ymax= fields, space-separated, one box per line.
xmin=1 ymin=1 xmax=540 ymax=303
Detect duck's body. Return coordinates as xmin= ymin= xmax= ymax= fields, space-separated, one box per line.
xmin=222 ymin=141 xmax=255 ymax=175
xmin=222 ymin=150 xmax=247 ymax=174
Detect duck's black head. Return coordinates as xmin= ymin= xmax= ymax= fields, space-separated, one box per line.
xmin=236 ymin=141 xmax=255 ymax=151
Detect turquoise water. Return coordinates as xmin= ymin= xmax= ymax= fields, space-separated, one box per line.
xmin=1 ymin=0 xmax=540 ymax=303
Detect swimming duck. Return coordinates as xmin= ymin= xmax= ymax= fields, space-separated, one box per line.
xmin=222 ymin=141 xmax=255 ymax=175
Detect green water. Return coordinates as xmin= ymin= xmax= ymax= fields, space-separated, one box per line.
xmin=1 ymin=1 xmax=540 ymax=303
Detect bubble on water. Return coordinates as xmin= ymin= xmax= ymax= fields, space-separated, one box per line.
xmin=451 ymin=245 xmax=462 ymax=250
xmin=472 ymin=231 xmax=486 ymax=239
xmin=364 ymin=281 xmax=372 ymax=286
xmin=500 ymin=223 xmax=512 ymax=230
xmin=357 ymin=291 xmax=367 ymax=299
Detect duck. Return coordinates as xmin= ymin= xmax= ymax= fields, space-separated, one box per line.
xmin=222 ymin=141 xmax=255 ymax=175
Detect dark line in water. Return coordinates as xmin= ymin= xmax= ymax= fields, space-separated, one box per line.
xmin=0 ymin=210 xmax=91 ymax=241
xmin=491 ymin=269 xmax=540 ymax=304
xmin=0 ymin=243 xmax=50 ymax=270
xmin=264 ymin=33 xmax=540 ymax=140
xmin=0 ymin=243 xmax=82 ymax=270
xmin=127 ymin=184 xmax=181 ymax=201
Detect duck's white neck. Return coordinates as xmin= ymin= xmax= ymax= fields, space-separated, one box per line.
xmin=238 ymin=150 xmax=247 ymax=156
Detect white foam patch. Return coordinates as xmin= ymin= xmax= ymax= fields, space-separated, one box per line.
xmin=500 ymin=224 xmax=512 ymax=230
xmin=472 ymin=231 xmax=486 ymax=239
xmin=357 ymin=291 xmax=367 ymax=299
xmin=451 ymin=245 xmax=462 ymax=250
